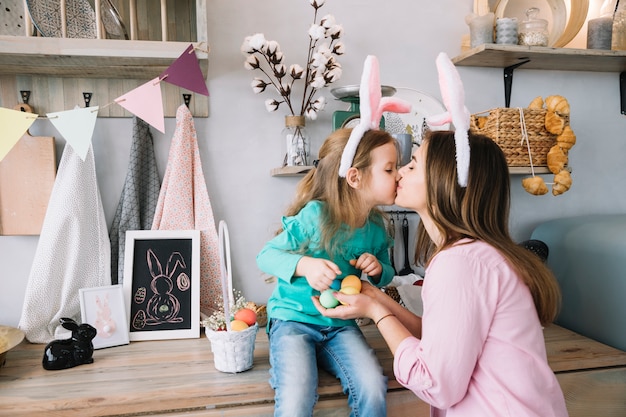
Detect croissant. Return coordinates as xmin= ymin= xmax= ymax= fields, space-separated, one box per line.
xmin=552 ymin=170 xmax=572 ymax=196
xmin=545 ymin=111 xmax=565 ymax=135
xmin=547 ymin=145 xmax=568 ymax=174
xmin=522 ymin=176 xmax=549 ymax=196
xmin=528 ymin=96 xmax=544 ymax=110
xmin=545 ymin=95 xmax=570 ymax=115
xmin=557 ymin=125 xmax=576 ymax=150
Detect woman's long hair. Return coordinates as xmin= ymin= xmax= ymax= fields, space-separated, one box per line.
xmin=282 ymin=128 xmax=396 ymax=256
xmin=415 ymin=130 xmax=561 ymax=325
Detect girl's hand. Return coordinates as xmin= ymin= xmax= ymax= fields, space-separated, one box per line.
xmin=350 ymin=252 xmax=382 ymax=277
xmin=296 ymin=256 xmax=341 ymax=292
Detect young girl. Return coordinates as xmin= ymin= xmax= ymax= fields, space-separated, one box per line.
xmin=256 ymin=127 xmax=399 ymax=417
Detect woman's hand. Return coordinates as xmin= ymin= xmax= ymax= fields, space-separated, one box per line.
xmin=312 ymin=281 xmax=388 ymax=321
xmin=296 ymin=256 xmax=341 ymax=291
xmin=350 ymin=252 xmax=382 ymax=278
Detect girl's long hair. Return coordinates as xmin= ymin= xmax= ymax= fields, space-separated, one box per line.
xmin=415 ymin=130 xmax=561 ymax=325
xmin=282 ymin=128 xmax=396 ymax=256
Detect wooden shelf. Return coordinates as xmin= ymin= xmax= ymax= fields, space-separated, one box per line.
xmin=271 ymin=166 xmax=314 ymax=177
xmin=452 ymin=44 xmax=626 ymax=72
xmin=0 ymin=36 xmax=208 ymax=79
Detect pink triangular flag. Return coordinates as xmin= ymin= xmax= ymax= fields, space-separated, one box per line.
xmin=47 ymin=106 xmax=99 ymax=161
xmin=116 ymin=78 xmax=165 ymax=133
xmin=0 ymin=107 xmax=37 ymax=161
xmin=159 ymin=44 xmax=209 ymax=96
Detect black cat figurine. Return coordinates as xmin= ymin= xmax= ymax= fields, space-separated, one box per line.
xmin=42 ymin=317 xmax=97 ymax=371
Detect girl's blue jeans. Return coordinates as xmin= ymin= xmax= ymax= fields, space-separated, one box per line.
xmin=268 ymin=319 xmax=388 ymax=417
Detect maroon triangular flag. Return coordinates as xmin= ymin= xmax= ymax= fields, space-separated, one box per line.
xmin=159 ymin=44 xmax=209 ymax=96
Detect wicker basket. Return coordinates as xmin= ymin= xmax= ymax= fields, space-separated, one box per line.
xmin=206 ymin=323 xmax=258 ymax=373
xmin=205 ymin=221 xmax=257 ymax=373
xmin=470 ymin=108 xmax=565 ymax=167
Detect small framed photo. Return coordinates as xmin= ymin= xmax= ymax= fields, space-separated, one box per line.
xmin=123 ymin=230 xmax=201 ymax=341
xmin=79 ymin=284 xmax=130 ymax=349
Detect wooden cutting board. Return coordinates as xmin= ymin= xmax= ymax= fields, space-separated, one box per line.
xmin=0 ymin=133 xmax=56 ymax=235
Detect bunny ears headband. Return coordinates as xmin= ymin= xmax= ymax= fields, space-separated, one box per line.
xmin=426 ymin=52 xmax=471 ymax=187
xmin=338 ymin=55 xmax=412 ymax=177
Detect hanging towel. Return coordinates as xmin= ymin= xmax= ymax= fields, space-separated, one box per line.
xmin=18 ymin=144 xmax=110 ymax=343
xmin=109 ymin=117 xmax=161 ymax=285
xmin=152 ymin=104 xmax=222 ymax=314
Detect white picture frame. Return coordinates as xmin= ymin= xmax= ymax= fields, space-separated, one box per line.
xmin=79 ymin=284 xmax=130 ymax=349
xmin=123 ymin=230 xmax=201 ymax=341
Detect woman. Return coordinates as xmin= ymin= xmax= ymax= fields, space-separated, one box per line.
xmin=314 ymin=130 xmax=569 ymax=417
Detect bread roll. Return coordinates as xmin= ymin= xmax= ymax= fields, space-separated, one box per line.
xmin=557 ymin=125 xmax=576 ymax=150
xmin=528 ymin=96 xmax=544 ymax=109
xmin=522 ymin=176 xmax=549 ymax=195
xmin=547 ymin=144 xmax=568 ymax=174
xmin=545 ymin=95 xmax=570 ymax=115
xmin=552 ymin=170 xmax=572 ymax=196
xmin=545 ymin=111 xmax=565 ymax=135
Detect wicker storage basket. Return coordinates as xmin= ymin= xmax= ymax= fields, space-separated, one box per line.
xmin=206 ymin=323 xmax=258 ymax=373
xmin=205 ymin=221 xmax=257 ymax=373
xmin=470 ymin=108 xmax=565 ymax=167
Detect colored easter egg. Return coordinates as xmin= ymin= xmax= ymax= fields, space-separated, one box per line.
xmin=319 ymin=289 xmax=339 ymax=309
xmin=339 ymin=286 xmax=359 ymax=305
xmin=230 ymin=319 xmax=250 ymax=331
xmin=341 ymin=275 xmax=362 ymax=292
xmin=234 ymin=308 xmax=257 ymax=326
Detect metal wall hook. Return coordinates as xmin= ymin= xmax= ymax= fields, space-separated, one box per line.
xmin=183 ymin=93 xmax=192 ymax=108
xmin=83 ymin=92 xmax=93 ymax=107
xmin=20 ymin=90 xmax=31 ymax=104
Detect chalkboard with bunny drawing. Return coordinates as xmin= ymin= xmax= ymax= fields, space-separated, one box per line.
xmin=123 ymin=231 xmax=201 ymax=341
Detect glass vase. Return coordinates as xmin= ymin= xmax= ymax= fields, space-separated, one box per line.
xmin=612 ymin=0 xmax=626 ymax=50
xmin=282 ymin=115 xmax=310 ymax=166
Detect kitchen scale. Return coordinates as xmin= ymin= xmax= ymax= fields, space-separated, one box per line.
xmin=330 ymin=85 xmax=397 ymax=130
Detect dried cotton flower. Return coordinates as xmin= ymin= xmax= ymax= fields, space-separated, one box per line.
xmin=241 ymin=0 xmax=343 ymax=119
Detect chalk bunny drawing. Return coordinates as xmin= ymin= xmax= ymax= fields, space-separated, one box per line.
xmin=94 ymin=294 xmax=116 ymax=338
xmin=134 ymin=249 xmax=187 ymax=327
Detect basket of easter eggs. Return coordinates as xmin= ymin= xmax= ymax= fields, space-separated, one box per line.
xmin=204 ymin=221 xmax=259 ymax=373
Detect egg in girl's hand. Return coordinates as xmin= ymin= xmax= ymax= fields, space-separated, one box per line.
xmin=319 ymin=289 xmax=339 ymax=309
xmin=234 ymin=308 xmax=257 ymax=326
xmin=230 ymin=319 xmax=250 ymax=331
xmin=341 ymin=275 xmax=362 ymax=292
xmin=339 ymin=285 xmax=359 ymax=305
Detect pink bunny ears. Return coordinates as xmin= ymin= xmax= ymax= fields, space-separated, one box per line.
xmin=338 ymin=55 xmax=412 ymax=177
xmin=426 ymin=52 xmax=471 ymax=187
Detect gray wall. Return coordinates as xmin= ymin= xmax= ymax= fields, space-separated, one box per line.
xmin=2 ymin=0 xmax=625 ymax=327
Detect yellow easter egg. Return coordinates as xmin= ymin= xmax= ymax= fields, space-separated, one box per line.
xmin=341 ymin=275 xmax=362 ymax=292
xmin=339 ymin=285 xmax=359 ymax=305
xmin=230 ymin=319 xmax=249 ymax=331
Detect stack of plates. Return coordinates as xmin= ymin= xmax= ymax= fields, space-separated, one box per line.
xmin=26 ymin=0 xmax=97 ymax=38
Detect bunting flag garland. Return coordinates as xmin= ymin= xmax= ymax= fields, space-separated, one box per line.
xmin=0 ymin=107 xmax=37 ymax=161
xmin=159 ymin=43 xmax=210 ymax=96
xmin=47 ymin=106 xmax=99 ymax=162
xmin=0 ymin=43 xmax=207 ymax=160
xmin=115 ymin=77 xmax=166 ymax=133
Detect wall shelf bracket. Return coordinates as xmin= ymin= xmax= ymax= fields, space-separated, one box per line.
xmin=503 ymin=59 xmax=530 ymax=107
xmin=619 ymin=71 xmax=626 ymax=114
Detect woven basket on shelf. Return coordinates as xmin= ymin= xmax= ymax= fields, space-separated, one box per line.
xmin=470 ymin=108 xmax=566 ymax=167
xmin=205 ymin=221 xmax=257 ymax=373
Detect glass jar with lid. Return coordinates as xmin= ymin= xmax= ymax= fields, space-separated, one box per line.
xmin=518 ymin=7 xmax=549 ymax=46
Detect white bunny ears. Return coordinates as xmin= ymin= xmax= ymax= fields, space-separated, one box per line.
xmin=338 ymin=55 xmax=412 ymax=177
xmin=426 ymin=52 xmax=471 ymax=188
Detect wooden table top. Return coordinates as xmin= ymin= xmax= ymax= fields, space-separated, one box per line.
xmin=0 ymin=324 xmax=625 ymax=417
